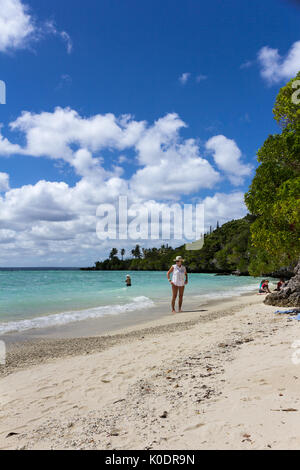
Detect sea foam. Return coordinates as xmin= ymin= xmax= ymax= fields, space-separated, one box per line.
xmin=0 ymin=296 xmax=155 ymax=334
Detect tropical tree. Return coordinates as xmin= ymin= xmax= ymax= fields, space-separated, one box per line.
xmin=109 ymin=248 xmax=118 ymax=260
xmin=131 ymin=244 xmax=142 ymax=259
xmin=245 ymin=71 xmax=300 ymax=276
xmin=121 ymin=248 xmax=125 ymax=261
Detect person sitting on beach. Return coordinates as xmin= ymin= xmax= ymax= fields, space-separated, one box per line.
xmin=125 ymin=275 xmax=132 ymax=287
xmin=259 ymin=279 xmax=271 ymax=294
xmin=167 ymin=256 xmax=188 ymax=313
xmin=274 ymin=279 xmax=285 ymax=291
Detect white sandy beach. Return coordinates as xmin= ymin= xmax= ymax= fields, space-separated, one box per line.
xmin=1 ymin=293 xmax=300 ymax=450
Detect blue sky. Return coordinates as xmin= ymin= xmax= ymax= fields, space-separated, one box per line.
xmin=0 ymin=0 xmax=299 ymax=266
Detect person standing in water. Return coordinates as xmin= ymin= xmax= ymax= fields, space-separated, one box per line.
xmin=167 ymin=256 xmax=188 ymax=313
xmin=125 ymin=275 xmax=132 ymax=287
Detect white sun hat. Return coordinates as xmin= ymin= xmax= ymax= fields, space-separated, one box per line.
xmin=174 ymin=256 xmax=185 ymax=262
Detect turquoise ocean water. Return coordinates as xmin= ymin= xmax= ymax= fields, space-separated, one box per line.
xmin=0 ymin=270 xmax=262 ymax=334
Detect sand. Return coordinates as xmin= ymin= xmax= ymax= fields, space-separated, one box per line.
xmin=1 ymin=293 xmax=300 ymax=450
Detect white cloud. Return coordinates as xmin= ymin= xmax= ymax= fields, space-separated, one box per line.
xmin=179 ymin=73 xmax=207 ymax=85
xmin=202 ymin=192 xmax=247 ymax=227
xmin=179 ymin=72 xmax=191 ymax=85
xmin=0 ymin=0 xmax=35 ymax=52
xmin=10 ymin=107 xmax=145 ymax=168
xmin=0 ymin=108 xmax=251 ymax=265
xmin=205 ymin=135 xmax=252 ymax=186
xmin=0 ymin=172 xmax=10 ymax=191
xmin=0 ymin=128 xmax=22 ymax=155
xmin=6 ymin=110 xmax=221 ymax=197
xmin=118 ymin=155 xmax=129 ymax=164
xmin=258 ymin=40 xmax=300 ymax=84
xmin=0 ymin=0 xmax=72 ymax=54
xmin=131 ymin=137 xmax=220 ymax=199
xmin=0 ymin=180 xmax=76 ymax=224
xmin=0 ymin=182 xmax=247 ymax=266
xmin=0 ymin=229 xmax=15 ymax=244
xmin=135 ymin=113 xmax=186 ymax=166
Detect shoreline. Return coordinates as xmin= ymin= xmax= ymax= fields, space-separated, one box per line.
xmin=1 ymin=291 xmax=256 ymax=377
xmin=0 ymin=287 xmax=258 ymax=344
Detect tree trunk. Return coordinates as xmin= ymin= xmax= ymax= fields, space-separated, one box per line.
xmin=264 ymin=258 xmax=300 ymax=307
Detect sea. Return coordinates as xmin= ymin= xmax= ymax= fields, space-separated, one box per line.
xmin=0 ymin=269 xmax=265 ymax=336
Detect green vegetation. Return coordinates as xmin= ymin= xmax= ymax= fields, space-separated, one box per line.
xmin=245 ymin=71 xmax=300 ymax=275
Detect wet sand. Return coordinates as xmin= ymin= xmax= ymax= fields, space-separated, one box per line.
xmin=1 ymin=293 xmax=251 ymax=376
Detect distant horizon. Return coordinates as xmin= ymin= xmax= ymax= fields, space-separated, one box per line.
xmin=0 ymin=267 xmax=82 ymax=270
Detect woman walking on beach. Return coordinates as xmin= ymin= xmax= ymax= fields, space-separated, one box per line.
xmin=167 ymin=256 xmax=188 ymax=313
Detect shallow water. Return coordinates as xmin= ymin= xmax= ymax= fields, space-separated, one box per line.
xmin=0 ymin=269 xmax=263 ymax=334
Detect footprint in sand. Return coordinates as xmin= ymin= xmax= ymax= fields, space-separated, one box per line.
xmin=36 ymin=385 xmax=56 ymax=393
xmin=258 ymin=379 xmax=269 ymax=386
xmin=184 ymin=423 xmax=205 ymax=432
xmin=27 ymin=416 xmax=45 ymax=424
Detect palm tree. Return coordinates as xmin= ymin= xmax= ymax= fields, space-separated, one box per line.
xmin=121 ymin=248 xmax=125 ymax=261
xmin=131 ymin=244 xmax=142 ymax=259
xmin=109 ymin=248 xmax=118 ymax=260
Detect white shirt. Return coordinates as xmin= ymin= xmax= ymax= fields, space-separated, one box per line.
xmin=172 ymin=264 xmax=186 ymax=287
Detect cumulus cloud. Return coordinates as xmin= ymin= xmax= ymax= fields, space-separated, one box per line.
xmin=258 ymin=40 xmax=300 ymax=84
xmin=131 ymin=137 xmax=220 ymax=199
xmin=0 ymin=172 xmax=10 ymax=192
xmin=0 ymin=184 xmax=247 ymax=266
xmin=0 ymin=0 xmax=35 ymax=52
xmin=205 ymin=135 xmax=252 ymax=186
xmin=202 ymin=191 xmax=247 ymax=227
xmin=5 ymin=109 xmax=223 ymax=195
xmin=9 ymin=107 xmax=145 ymax=167
xmin=134 ymin=113 xmax=186 ymax=166
xmin=0 ymin=0 xmax=72 ymax=54
xmin=0 ymin=129 xmax=22 ymax=155
xmin=0 ymin=229 xmax=16 ymax=244
xmin=0 ymin=108 xmax=251 ymax=265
